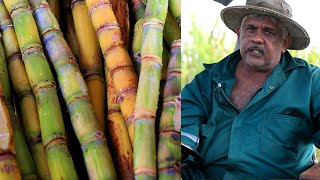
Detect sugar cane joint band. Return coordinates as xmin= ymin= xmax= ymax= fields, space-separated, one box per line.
xmin=181 ymin=0 xmax=320 ymax=179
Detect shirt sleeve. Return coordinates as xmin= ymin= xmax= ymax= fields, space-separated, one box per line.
xmin=181 ymin=70 xmax=213 ymax=152
xmin=310 ymin=68 xmax=320 ymax=148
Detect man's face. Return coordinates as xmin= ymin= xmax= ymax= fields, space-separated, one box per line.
xmin=236 ymin=15 xmax=292 ymax=72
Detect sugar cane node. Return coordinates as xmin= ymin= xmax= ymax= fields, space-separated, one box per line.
xmin=0 ymin=24 xmax=13 ymax=31
xmin=21 ymin=43 xmax=43 ymax=57
xmin=32 ymin=81 xmax=56 ymax=95
xmin=40 ymin=28 xmax=61 ymax=41
xmin=163 ymin=100 xmax=178 ymax=107
xmin=5 ymin=1 xmax=31 ymax=16
xmin=142 ymin=19 xmax=164 ymax=30
xmin=134 ymin=167 xmax=157 ymax=177
xmin=42 ymin=134 xmax=67 ymax=150
xmin=70 ymin=0 xmax=85 ymax=9
xmin=141 ymin=54 xmax=162 ymax=66
xmin=171 ymin=39 xmax=181 ymax=50
xmin=15 ymin=89 xmax=32 ymax=101
xmin=67 ymin=94 xmax=90 ymax=108
xmin=49 ymin=54 xmax=79 ymax=70
xmin=6 ymin=52 xmax=21 ymax=64
xmin=29 ymin=1 xmax=49 ymax=10
xmin=88 ymin=1 xmax=112 ymax=16
xmin=83 ymin=73 xmax=103 ymax=81
xmin=166 ymin=71 xmax=180 ymax=81
xmin=159 ymin=164 xmax=180 ymax=173
xmin=102 ymin=41 xmax=123 ymax=58
xmin=28 ymin=135 xmax=42 ymax=147
xmin=42 ymin=31 xmax=65 ymax=48
xmin=159 ymin=129 xmax=180 ymax=136
xmin=96 ymin=22 xmax=120 ymax=37
xmin=134 ymin=111 xmax=156 ymax=121
xmin=80 ymin=130 xmax=107 ymax=150
xmin=115 ymin=86 xmax=136 ymax=103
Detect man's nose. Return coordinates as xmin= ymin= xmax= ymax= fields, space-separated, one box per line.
xmin=251 ymin=30 xmax=264 ymax=44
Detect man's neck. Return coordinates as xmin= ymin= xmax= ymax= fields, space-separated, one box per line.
xmin=236 ymin=59 xmax=274 ymax=83
xmin=229 ymin=60 xmax=274 ymax=110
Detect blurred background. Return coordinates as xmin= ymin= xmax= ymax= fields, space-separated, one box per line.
xmin=182 ymin=0 xmax=320 ymax=88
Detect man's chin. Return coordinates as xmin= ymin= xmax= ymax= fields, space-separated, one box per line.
xmin=244 ymin=60 xmax=273 ymax=72
xmin=245 ymin=58 xmax=265 ymax=67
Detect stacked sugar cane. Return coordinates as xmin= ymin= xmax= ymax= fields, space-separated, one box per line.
xmin=0 ymin=0 xmax=181 ymax=179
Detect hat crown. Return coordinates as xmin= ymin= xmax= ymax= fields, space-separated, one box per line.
xmin=246 ymin=0 xmax=292 ymax=18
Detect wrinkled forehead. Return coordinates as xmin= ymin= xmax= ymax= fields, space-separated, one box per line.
xmin=241 ymin=13 xmax=284 ymax=29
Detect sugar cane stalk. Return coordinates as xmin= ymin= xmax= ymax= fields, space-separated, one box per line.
xmin=157 ymin=39 xmax=181 ymax=180
xmin=132 ymin=19 xmax=170 ymax=80
xmin=3 ymin=0 xmax=78 ymax=179
xmin=133 ymin=0 xmax=168 ymax=179
xmin=28 ymin=0 xmax=117 ymax=178
xmin=0 ymin=29 xmax=39 ymax=179
xmin=131 ymin=0 xmax=173 ymax=80
xmin=71 ymin=0 xmax=106 ymax=132
xmin=131 ymin=0 xmax=180 ymax=47
xmin=107 ymin=69 xmax=134 ymax=180
xmin=0 ymin=2 xmax=51 ymax=179
xmin=85 ymin=0 xmax=139 ymax=144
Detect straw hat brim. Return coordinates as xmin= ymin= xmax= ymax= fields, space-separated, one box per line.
xmin=221 ymin=5 xmax=310 ymax=50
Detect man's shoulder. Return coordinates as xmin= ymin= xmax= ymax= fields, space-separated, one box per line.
xmin=291 ymin=57 xmax=320 ymax=72
xmin=282 ymin=52 xmax=320 ymax=73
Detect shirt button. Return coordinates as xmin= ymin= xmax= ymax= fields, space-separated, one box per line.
xmin=269 ymin=85 xmax=274 ymax=90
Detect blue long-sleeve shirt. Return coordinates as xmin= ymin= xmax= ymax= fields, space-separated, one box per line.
xmin=181 ymin=50 xmax=320 ymax=179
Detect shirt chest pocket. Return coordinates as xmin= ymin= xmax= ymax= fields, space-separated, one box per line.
xmin=260 ymin=113 xmax=306 ymax=164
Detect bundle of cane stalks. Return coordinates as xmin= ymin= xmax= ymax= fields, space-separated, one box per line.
xmin=0 ymin=0 xmax=181 ymax=179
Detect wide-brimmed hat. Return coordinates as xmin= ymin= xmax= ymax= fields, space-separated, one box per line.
xmin=220 ymin=0 xmax=310 ymax=50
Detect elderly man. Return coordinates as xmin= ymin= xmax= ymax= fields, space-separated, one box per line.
xmin=181 ymin=0 xmax=317 ymax=179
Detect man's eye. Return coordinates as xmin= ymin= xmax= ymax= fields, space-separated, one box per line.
xmin=246 ymin=27 xmax=255 ymax=32
xmin=265 ymin=31 xmax=274 ymax=35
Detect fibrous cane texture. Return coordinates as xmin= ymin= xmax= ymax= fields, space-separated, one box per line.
xmin=71 ymin=0 xmax=106 ymax=132
xmin=0 ymin=2 xmax=51 ymax=179
xmin=107 ymin=69 xmax=134 ymax=180
xmin=28 ymin=0 xmax=117 ymax=179
xmin=85 ymin=0 xmax=139 ymax=144
xmin=133 ymin=0 xmax=168 ymax=179
xmin=3 ymin=0 xmax=78 ymax=179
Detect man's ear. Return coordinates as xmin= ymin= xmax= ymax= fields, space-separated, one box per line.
xmin=235 ymin=26 xmax=241 ymax=39
xmin=282 ymin=36 xmax=292 ymax=53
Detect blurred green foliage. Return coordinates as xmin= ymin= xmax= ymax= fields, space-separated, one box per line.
xmin=182 ymin=18 xmax=320 ymax=89
xmin=182 ymin=19 xmax=235 ymax=87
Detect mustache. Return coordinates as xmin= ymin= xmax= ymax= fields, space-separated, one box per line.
xmin=246 ymin=46 xmax=264 ymax=55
